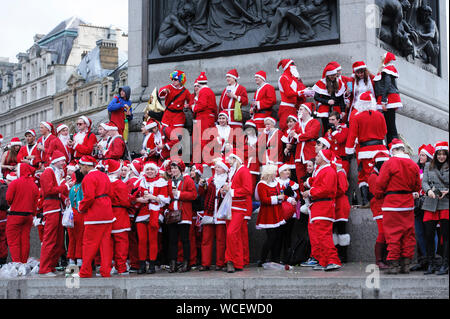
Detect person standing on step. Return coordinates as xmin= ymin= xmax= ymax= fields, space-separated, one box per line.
xmin=249 ymin=70 xmax=277 ymax=131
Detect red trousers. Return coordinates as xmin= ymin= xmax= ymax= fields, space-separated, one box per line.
xmin=225 ymin=210 xmax=246 ymax=269
xmin=295 ymin=162 xmax=308 ymax=188
xmin=310 ymin=220 xmax=341 ymax=267
xmin=6 ymin=215 xmax=32 ymax=263
xmin=38 ymin=225 xmax=44 ymax=243
xmin=67 ymin=209 xmax=84 ymax=260
xmin=39 ymin=213 xmax=64 ymax=274
xmin=308 ymin=220 xmax=319 ymax=261
xmin=376 ymin=218 xmax=385 ymax=243
xmin=278 ymin=105 xmax=297 ymax=131
xmin=241 ymin=219 xmax=250 ymax=266
xmin=383 ymin=210 xmax=416 ymax=260
xmin=136 ymin=222 xmax=159 ymax=261
xmin=111 ymin=231 xmax=129 ymax=273
xmin=201 ymin=224 xmax=226 ymax=267
xmin=79 ymin=223 xmax=113 ymax=278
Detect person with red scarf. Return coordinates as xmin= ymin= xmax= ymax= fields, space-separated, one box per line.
xmin=218 ymin=69 xmax=249 ymax=129
xmin=5 ymin=164 xmax=39 ymax=264
xmin=67 ymin=116 xmax=97 ymax=160
xmin=249 ymin=70 xmax=277 ymax=130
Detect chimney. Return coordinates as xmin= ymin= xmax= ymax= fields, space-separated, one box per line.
xmin=96 ymin=39 xmax=118 ymax=70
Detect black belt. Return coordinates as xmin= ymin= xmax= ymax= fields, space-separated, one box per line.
xmin=311 ymin=198 xmax=333 ymax=203
xmin=385 ymin=191 xmax=411 ymax=196
xmin=341 ymin=155 xmax=353 ymax=162
xmin=112 ymin=205 xmax=127 ymax=209
xmin=166 ymin=108 xmax=184 ymax=113
xmin=95 ymin=194 xmax=108 ymax=199
xmin=45 ymin=195 xmax=60 ymax=200
xmin=8 ymin=212 xmax=32 ymax=216
xmin=360 ymin=139 xmax=384 ymax=147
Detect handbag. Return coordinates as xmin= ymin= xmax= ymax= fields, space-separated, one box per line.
xmin=165 ymin=209 xmax=182 ymax=224
xmin=234 ymin=100 xmax=242 ymax=122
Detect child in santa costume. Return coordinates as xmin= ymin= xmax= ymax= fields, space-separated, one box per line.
xmin=219 ymin=69 xmax=249 ymax=129
xmin=38 ymin=150 xmax=69 ymax=276
xmin=67 ymin=116 xmax=97 ymax=160
xmin=374 ymin=139 xmax=421 ymax=274
xmin=76 ymin=156 xmax=116 ymax=278
xmin=105 ymin=159 xmax=133 ymax=275
xmin=250 ymin=70 xmax=277 ymax=131
xmin=301 ymin=149 xmax=341 ymax=271
xmin=347 ymin=61 xmax=375 ymax=124
xmin=5 ymin=164 xmax=39 ymax=264
xmin=373 ymin=52 xmax=402 ymax=144
xmin=257 ymin=117 xmax=284 ymax=166
xmin=159 ymin=70 xmax=191 ymax=130
xmin=368 ymin=151 xmax=390 ymax=269
xmin=345 ymin=91 xmax=389 ymax=208
xmin=17 ymin=129 xmax=41 ymax=169
xmin=255 ymin=164 xmax=286 ymax=266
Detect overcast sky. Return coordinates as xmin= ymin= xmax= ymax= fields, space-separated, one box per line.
xmin=0 ymin=0 xmax=128 ymax=62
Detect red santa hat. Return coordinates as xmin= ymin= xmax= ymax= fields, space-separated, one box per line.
xmin=218 ymin=111 xmax=229 ymax=121
xmin=213 ymin=158 xmax=229 ymax=172
xmin=317 ymin=137 xmax=331 ymax=149
xmin=105 ymin=159 xmax=122 ymax=175
xmin=145 ymin=119 xmax=159 ymax=131
xmin=6 ymin=172 xmax=17 ymax=181
xmin=40 ymin=121 xmax=55 ymax=134
xmin=322 ymin=63 xmax=339 ymax=78
xmin=193 ymin=163 xmax=203 ymax=176
xmin=287 ymin=115 xmax=298 ymax=123
xmin=300 ymin=102 xmax=314 ymax=115
xmin=197 ymin=72 xmax=208 ymax=84
xmin=79 ymin=116 xmax=92 ymax=128
xmin=130 ymin=159 xmax=143 ymax=176
xmin=25 ymin=129 xmax=36 ymax=137
xmin=318 ymin=149 xmax=334 ymax=164
xmin=418 ymin=144 xmax=435 ymax=159
xmin=79 ymin=155 xmax=97 ymax=167
xmin=101 ymin=122 xmax=119 ymax=131
xmin=374 ymin=151 xmax=390 ymax=163
xmin=277 ymin=59 xmax=295 ymax=72
xmin=226 ymin=69 xmax=240 ymax=80
xmin=278 ymin=163 xmax=291 ymax=174
xmin=389 ymin=138 xmax=405 ymax=153
xmin=255 ymin=70 xmax=267 ymax=81
xmin=170 ymin=159 xmax=186 ymax=173
xmin=434 ymin=141 xmax=449 ymax=152
xmin=67 ymin=161 xmax=79 ymax=172
xmin=355 ymin=91 xmax=377 ymax=111
xmin=10 ymin=137 xmax=22 ymax=147
xmin=264 ymin=117 xmax=277 ymax=126
xmin=0 ymin=134 xmax=3 ymax=143
xmin=56 ymin=124 xmax=69 ymax=134
xmin=352 ymin=61 xmax=367 ymax=73
xmin=227 ymin=148 xmax=244 ymax=164
xmin=383 ymin=52 xmax=396 ymax=65
xmin=244 ymin=119 xmax=257 ymax=128
xmin=50 ymin=150 xmax=67 ymax=165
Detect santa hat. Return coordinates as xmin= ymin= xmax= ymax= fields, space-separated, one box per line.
xmin=145 ymin=119 xmax=158 ymax=131
xmin=170 ymin=70 xmax=186 ymax=86
xmin=105 ymin=159 xmax=122 ymax=175
xmin=100 ymin=122 xmax=118 ymax=131
xmin=318 ymin=149 xmax=334 ymax=164
xmin=264 ymin=117 xmax=277 ymax=126
xmin=213 ymin=158 xmax=229 ymax=172
xmin=50 ymin=150 xmax=66 ymax=165
xmin=67 ymin=161 xmax=79 ymax=172
xmin=352 ymin=61 xmax=367 ymax=73
xmin=322 ymin=63 xmax=339 ymax=78
xmin=130 ymin=159 xmax=143 ymax=176
xmin=10 ymin=137 xmax=22 ymax=147
xmin=419 ymin=144 xmax=435 ymax=159
xmin=196 ymin=72 xmax=208 ymax=84
xmin=226 ymin=69 xmax=239 ymax=80
xmin=278 ymin=163 xmax=291 ymax=174
xmin=389 ymin=138 xmax=405 ymax=153
xmin=244 ymin=119 xmax=257 ymax=128
xmin=277 ymin=59 xmax=295 ymax=72
xmin=79 ymin=116 xmax=92 ymax=128
xmin=79 ymin=155 xmax=97 ymax=166
xmin=170 ymin=160 xmax=186 ymax=173
xmin=56 ymin=124 xmax=69 ymax=134
xmin=41 ymin=121 xmax=54 ymax=134
xmin=227 ymin=148 xmax=244 ymax=164
xmin=374 ymin=151 xmax=390 ymax=163
xmin=434 ymin=141 xmax=449 ymax=152
xmin=317 ymin=137 xmax=331 ymax=149
xmin=218 ymin=111 xmax=229 ymax=121
xmin=193 ymin=163 xmax=203 ymax=176
xmin=383 ymin=52 xmax=396 ymax=65
xmin=300 ymin=102 xmax=314 ymax=115
xmin=287 ymin=115 xmax=298 ymax=123
xmin=255 ymin=70 xmax=267 ymax=81
xmin=25 ymin=129 xmax=36 ymax=137
xmin=0 ymin=134 xmax=3 ymax=143
xmin=6 ymin=172 xmax=17 ymax=181
xmin=355 ymin=91 xmax=377 ymax=111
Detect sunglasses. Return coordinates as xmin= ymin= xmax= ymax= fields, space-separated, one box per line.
xmin=76 ymin=123 xmax=84 ymax=126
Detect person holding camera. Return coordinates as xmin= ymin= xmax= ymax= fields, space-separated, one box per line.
xmin=67 ymin=116 xmax=97 ymax=160
xmin=422 ymin=141 xmax=449 ymax=275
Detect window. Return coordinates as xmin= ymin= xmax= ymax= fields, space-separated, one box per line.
xmin=89 ymin=91 xmax=93 ymax=107
xmin=74 ymin=90 xmax=78 ymax=112
xmin=41 ymin=81 xmax=47 ymax=97
xmin=59 ymin=101 xmax=63 ymax=115
xmin=104 ymin=85 xmax=108 ymax=101
xmin=22 ymin=89 xmax=27 ymax=104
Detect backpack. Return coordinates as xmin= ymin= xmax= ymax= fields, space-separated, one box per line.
xmin=0 ymin=182 xmax=9 ymax=211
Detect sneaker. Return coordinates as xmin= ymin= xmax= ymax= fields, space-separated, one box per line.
xmin=313 ymin=265 xmax=325 ymax=271
xmin=324 ymin=264 xmax=342 ymax=272
xmin=301 ymin=258 xmax=318 ymax=267
xmin=110 ymin=267 xmax=118 ymax=275
xmin=119 ymin=271 xmax=130 ymax=276
xmin=39 ymin=272 xmax=57 ymax=277
xmin=129 ymin=267 xmax=139 ymax=273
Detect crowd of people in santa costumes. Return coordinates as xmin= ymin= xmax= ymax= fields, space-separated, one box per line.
xmin=0 ymin=52 xmax=448 ymax=278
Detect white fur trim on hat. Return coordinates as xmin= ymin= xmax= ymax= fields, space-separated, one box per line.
xmin=79 ymin=116 xmax=90 ymax=127
xmin=145 ymin=122 xmax=158 ymax=131
xmin=57 ymin=124 xmax=68 ymax=134
xmin=101 ymin=123 xmax=118 ymax=131
xmin=40 ymin=122 xmax=52 ymax=132
xmin=228 ymin=153 xmax=243 ymax=163
xmin=278 ymin=164 xmax=291 ymax=174
xmin=317 ymin=137 xmax=330 ymax=149
xmin=143 ymin=162 xmax=159 ymax=172
xmin=214 ymin=160 xmax=229 ymax=172
xmin=51 ymin=156 xmax=67 ymax=165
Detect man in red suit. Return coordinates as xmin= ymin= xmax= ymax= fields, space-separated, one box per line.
xmin=221 ymin=149 xmax=253 ymax=273
xmin=102 ymin=122 xmax=126 ymax=160
xmin=36 ymin=121 xmax=58 ymax=167
xmin=76 ymin=156 xmax=116 ymax=278
xmin=326 ymin=111 xmax=350 ymax=174
xmin=17 ymin=129 xmax=41 ymax=169
xmin=219 ymin=69 xmax=249 ymax=129
xmin=47 ymin=124 xmax=71 ymax=163
xmin=375 ymin=139 xmax=421 ymax=274
xmin=257 ymin=117 xmax=284 ymax=165
xmin=67 ymin=116 xmax=97 ymax=160
xmin=159 ymin=70 xmax=191 ymax=130
xmin=250 ymin=70 xmax=277 ymax=131
xmin=38 ymin=150 xmax=69 ymax=276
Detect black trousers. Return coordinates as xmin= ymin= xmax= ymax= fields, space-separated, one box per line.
xmin=260 ymin=227 xmax=282 ymax=263
xmin=167 ymin=223 xmax=191 ymax=262
xmin=280 ymin=218 xmax=296 ymax=264
xmin=383 ymin=108 xmax=399 ymax=145
xmin=424 ymin=219 xmax=449 ymax=262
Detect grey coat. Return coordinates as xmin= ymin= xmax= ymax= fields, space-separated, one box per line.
xmin=422 ymin=162 xmax=449 ymax=212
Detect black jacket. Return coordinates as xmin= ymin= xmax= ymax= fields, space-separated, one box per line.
xmin=374 ymin=73 xmax=399 ymax=103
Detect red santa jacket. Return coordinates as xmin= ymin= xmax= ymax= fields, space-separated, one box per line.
xmin=201 ymin=175 xmax=228 ymax=225
xmin=192 ymin=85 xmax=217 ymax=122
xmin=309 ymin=164 xmax=337 ymax=222
xmin=37 ymin=134 xmax=58 ymax=167
xmin=17 ymin=144 xmax=41 ymax=168
xmin=168 ymin=175 xmax=197 ymax=224
xmin=325 ymin=123 xmax=349 ymax=158
xmin=40 ymin=166 xmax=69 ymax=216
xmin=219 ymin=83 xmax=249 ymax=127
xmin=313 ymin=77 xmax=346 ymax=117
xmin=281 ymin=127 xmax=297 ymax=168
xmin=368 ymin=170 xmax=383 ymax=220
xmin=293 ymin=118 xmax=321 ymax=164
xmin=133 ymin=176 xmax=169 ymax=225
xmin=48 ymin=137 xmax=70 ymax=163
xmin=159 ymin=84 xmax=191 ymax=128
xmin=345 ymin=109 xmax=388 ymax=160
xmin=375 ymin=154 xmax=421 ymax=212
xmin=244 ymin=135 xmax=260 ymax=176
xmin=251 ymin=83 xmax=277 ymax=124
xmin=104 ymin=135 xmax=125 ymax=160
xmin=6 ymin=165 xmax=39 ymax=214
xmin=79 ymin=169 xmax=115 ymax=225
xmin=335 ymin=168 xmax=351 ymax=221
xmin=258 ymin=128 xmax=284 ymax=165
xmin=229 ymin=164 xmax=253 ymax=213
xmin=278 ymin=71 xmax=306 ymax=109
xmin=144 ymin=130 xmax=164 ymax=163
xmin=255 ymin=180 xmax=285 ymax=229
xmin=72 ymin=131 xmax=97 ymax=159
xmin=109 ymin=178 xmax=132 ymax=234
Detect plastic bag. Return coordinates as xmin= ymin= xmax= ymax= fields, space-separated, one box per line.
xmin=62 ymin=205 xmax=74 ymax=228
xmin=262 ymin=262 xmax=292 ymax=271
xmin=18 ymin=263 xmax=31 ymax=276
xmin=234 ymin=101 xmax=242 ymax=122
xmin=217 ymin=192 xmax=232 ymax=220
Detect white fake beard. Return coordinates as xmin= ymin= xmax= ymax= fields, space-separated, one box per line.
xmin=59 ymin=134 xmax=70 ymax=146
xmin=214 ymin=173 xmax=227 ymax=190
xmin=290 ymin=66 xmax=300 ymax=79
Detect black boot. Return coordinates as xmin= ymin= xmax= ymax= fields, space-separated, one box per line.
xmin=424 ymin=257 xmax=435 ymax=275
xmin=147 ymin=260 xmax=156 ymax=274
xmin=0 ymin=257 xmax=6 ymax=266
xmin=137 ymin=261 xmax=147 ymax=274
xmin=436 ymin=258 xmax=448 ymax=275
xmin=338 ymin=245 xmax=348 ymax=264
xmin=179 ymin=260 xmax=189 ymax=273
xmin=360 ymin=186 xmax=370 ymax=208
xmin=386 ymin=260 xmax=400 ymax=274
xmin=169 ymin=260 xmax=176 ymax=273
xmin=399 ymin=257 xmax=411 ymax=274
